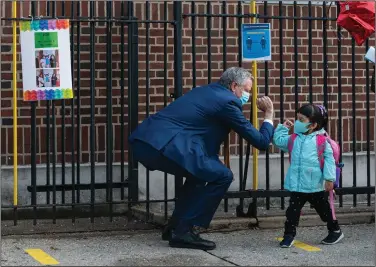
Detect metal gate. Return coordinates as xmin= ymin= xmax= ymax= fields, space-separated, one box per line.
xmin=0 ymin=1 xmax=374 ymax=226
xmin=1 ymin=0 xmax=184 ymax=225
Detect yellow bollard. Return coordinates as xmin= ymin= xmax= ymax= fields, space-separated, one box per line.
xmin=250 ymin=0 xmax=258 ymax=190
xmin=12 ymin=0 xmax=18 ymax=207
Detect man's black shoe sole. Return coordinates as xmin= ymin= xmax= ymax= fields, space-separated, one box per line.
xmin=169 ymin=241 xmax=216 ymax=250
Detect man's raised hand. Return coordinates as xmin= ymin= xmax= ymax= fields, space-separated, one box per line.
xmin=257 ymin=96 xmax=273 ymax=113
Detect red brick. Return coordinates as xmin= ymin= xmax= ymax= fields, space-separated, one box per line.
xmin=0 ymin=1 xmax=373 ymax=165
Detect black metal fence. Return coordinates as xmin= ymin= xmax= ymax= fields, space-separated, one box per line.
xmin=182 ymin=0 xmax=375 ymax=220
xmin=0 ymin=1 xmax=374 ymax=226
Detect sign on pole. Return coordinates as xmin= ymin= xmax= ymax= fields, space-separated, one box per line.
xmin=19 ymin=19 xmax=73 ymax=101
xmin=241 ymin=23 xmax=272 ymax=62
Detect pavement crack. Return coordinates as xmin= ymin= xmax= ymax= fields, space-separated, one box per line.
xmin=204 ymin=251 xmax=239 ymax=266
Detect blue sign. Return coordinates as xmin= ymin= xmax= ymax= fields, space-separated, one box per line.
xmin=242 ymin=23 xmax=271 ymax=62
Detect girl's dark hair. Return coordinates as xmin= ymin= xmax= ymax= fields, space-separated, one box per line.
xmin=297 ymin=103 xmax=328 ymax=131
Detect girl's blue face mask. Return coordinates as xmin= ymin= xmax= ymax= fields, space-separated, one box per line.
xmin=294 ymin=120 xmax=311 ymax=134
xmin=240 ymin=91 xmax=250 ymax=106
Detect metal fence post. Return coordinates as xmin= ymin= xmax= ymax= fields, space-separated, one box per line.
xmin=374 ymin=6 xmax=376 ymax=210
xmin=128 ymin=1 xmax=139 ymax=204
xmin=173 ymin=1 xmax=184 ymax=193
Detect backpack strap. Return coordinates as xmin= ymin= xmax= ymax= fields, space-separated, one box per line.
xmin=317 ymin=133 xmax=338 ymax=220
xmin=316 ymin=134 xmax=327 ymax=170
xmin=287 ymin=134 xmax=298 ymax=163
xmin=329 ymin=190 xmax=337 ymax=220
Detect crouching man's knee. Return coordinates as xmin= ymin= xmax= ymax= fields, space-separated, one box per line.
xmin=220 ymin=169 xmax=234 ymax=186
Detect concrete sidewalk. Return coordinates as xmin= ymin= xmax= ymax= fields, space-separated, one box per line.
xmin=2 ymin=224 xmax=374 ymax=266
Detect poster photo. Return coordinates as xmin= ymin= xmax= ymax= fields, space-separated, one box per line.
xmin=19 ymin=19 xmax=73 ymax=101
xmin=35 ymin=49 xmax=59 ymax=69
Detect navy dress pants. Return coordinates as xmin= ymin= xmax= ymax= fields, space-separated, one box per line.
xmin=132 ymin=140 xmax=233 ymax=234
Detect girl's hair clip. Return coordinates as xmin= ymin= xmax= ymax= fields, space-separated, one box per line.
xmin=316 ymin=105 xmax=327 ymax=116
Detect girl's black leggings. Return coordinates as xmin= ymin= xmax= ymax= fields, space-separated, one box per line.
xmin=284 ymin=191 xmax=340 ymax=238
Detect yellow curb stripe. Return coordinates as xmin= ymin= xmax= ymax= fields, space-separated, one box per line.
xmin=25 ymin=249 xmax=59 ymax=265
xmin=277 ymin=237 xmax=321 ymax=252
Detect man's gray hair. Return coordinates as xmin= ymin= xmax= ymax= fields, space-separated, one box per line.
xmin=218 ymin=67 xmax=253 ymax=90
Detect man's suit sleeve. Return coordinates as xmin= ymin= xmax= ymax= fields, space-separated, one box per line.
xmin=217 ymin=101 xmax=274 ymax=150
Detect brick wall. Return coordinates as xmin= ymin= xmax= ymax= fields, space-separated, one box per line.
xmin=1 ymin=1 xmax=375 ymax=166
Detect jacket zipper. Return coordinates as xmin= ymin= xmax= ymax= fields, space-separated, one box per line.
xmin=297 ymin=136 xmax=306 ymax=192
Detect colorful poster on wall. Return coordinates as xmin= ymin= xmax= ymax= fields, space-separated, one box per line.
xmin=241 ymin=23 xmax=272 ymax=62
xmin=19 ymin=19 xmax=73 ymax=101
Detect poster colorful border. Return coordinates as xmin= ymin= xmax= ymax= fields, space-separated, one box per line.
xmin=19 ymin=19 xmax=73 ymax=101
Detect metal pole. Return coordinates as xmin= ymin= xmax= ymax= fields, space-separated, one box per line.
xmin=127 ymin=1 xmax=139 ymax=204
xmin=12 ymin=0 xmax=18 ymax=225
xmin=374 ymin=6 xmax=376 ymax=217
xmin=250 ymin=0 xmax=259 ymax=190
xmin=173 ymin=1 xmax=184 ymax=192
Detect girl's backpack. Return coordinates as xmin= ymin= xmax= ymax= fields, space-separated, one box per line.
xmin=287 ymin=132 xmax=344 ymax=220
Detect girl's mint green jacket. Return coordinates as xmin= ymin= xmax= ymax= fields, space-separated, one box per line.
xmin=273 ymin=124 xmax=336 ymax=193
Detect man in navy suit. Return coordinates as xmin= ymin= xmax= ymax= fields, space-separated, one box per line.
xmin=129 ymin=67 xmax=274 ymax=250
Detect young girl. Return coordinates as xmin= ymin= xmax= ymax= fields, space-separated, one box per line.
xmin=273 ymin=103 xmax=344 ymax=248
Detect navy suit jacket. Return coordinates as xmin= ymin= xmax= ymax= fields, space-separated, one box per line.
xmin=129 ymin=82 xmax=274 ymax=181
